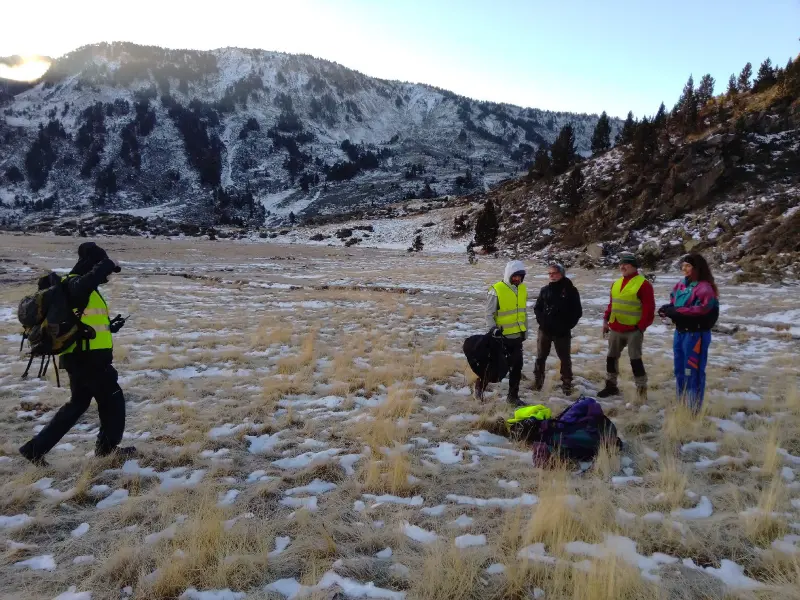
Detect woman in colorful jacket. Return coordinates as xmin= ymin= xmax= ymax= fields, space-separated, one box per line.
xmin=658 ymin=253 xmax=720 ymax=413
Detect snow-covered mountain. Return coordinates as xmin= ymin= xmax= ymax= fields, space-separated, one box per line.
xmin=0 ymin=43 xmax=618 ymax=227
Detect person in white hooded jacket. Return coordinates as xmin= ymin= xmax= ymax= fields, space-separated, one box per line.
xmin=476 ymin=260 xmax=528 ymax=406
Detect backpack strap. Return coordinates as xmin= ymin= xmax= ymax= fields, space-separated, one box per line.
xmin=52 ymin=356 xmax=61 ymax=388
xmin=60 ymin=276 xmax=94 ymax=353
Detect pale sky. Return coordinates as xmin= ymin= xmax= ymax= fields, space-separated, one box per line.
xmin=1 ymin=0 xmax=798 ymax=118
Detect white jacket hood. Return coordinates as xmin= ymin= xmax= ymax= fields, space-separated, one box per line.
xmin=503 ymin=260 xmax=526 ymax=285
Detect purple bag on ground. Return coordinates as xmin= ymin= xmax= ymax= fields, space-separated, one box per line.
xmin=532 ymin=396 xmax=622 ymax=464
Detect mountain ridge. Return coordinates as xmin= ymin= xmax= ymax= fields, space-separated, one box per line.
xmin=0 ymin=42 xmax=619 ymax=227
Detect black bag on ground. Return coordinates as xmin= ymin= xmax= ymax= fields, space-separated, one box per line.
xmin=463 ymin=330 xmax=509 ymax=383
xmin=17 ymin=272 xmax=94 ymax=386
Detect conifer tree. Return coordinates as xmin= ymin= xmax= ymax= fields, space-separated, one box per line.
xmin=473 ymin=198 xmax=499 ymax=253
xmin=590 ymin=111 xmax=611 ymax=155
xmin=676 ymin=75 xmax=698 ymax=132
xmin=407 ymin=234 xmax=424 ymax=253
xmin=528 ymin=147 xmax=551 ymax=179
xmin=653 ymin=102 xmax=667 ymax=129
xmin=696 ymin=74 xmax=715 ymax=105
xmin=550 ymin=124 xmax=576 ymax=175
xmin=676 ymin=75 xmax=695 ymax=111
xmin=726 ymin=74 xmax=738 ymax=98
xmin=784 ymin=56 xmax=800 ymax=96
xmin=615 ymin=111 xmax=636 ymax=145
xmin=753 ymin=58 xmax=776 ymax=93
xmin=632 ymin=117 xmax=657 ymax=163
xmin=775 ymin=65 xmax=786 ymax=84
xmin=559 ymin=164 xmax=584 ymax=216
xmin=737 ymin=62 xmax=753 ymax=92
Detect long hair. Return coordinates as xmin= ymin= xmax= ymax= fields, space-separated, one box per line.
xmin=683 ymin=253 xmax=718 ymax=297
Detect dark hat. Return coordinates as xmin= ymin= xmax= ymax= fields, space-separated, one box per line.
xmin=618 ymin=252 xmax=639 ymax=268
xmin=72 ymin=242 xmax=120 ymax=277
xmin=77 ymin=242 xmax=120 ymax=272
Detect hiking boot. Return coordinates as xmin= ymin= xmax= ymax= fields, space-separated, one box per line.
xmin=596 ymin=384 xmax=620 ymax=398
xmin=636 ymin=386 xmax=648 ymax=403
xmin=532 ymin=375 xmax=544 ymax=392
xmin=562 ymin=383 xmax=574 ymax=397
xmin=19 ymin=442 xmax=48 ymax=467
xmin=97 ymin=446 xmax=138 ymax=460
xmin=506 ymin=395 xmax=526 ymax=407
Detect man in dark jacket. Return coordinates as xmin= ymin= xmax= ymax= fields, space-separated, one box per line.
xmin=533 ymin=263 xmax=582 ymax=395
xmin=19 ymin=242 xmax=135 ymax=466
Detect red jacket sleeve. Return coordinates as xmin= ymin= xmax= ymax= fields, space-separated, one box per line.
xmin=637 ymin=280 xmax=656 ymax=331
xmin=603 ymin=290 xmax=612 ymax=322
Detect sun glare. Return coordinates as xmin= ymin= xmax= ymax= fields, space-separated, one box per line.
xmin=0 ymin=57 xmax=51 ymax=82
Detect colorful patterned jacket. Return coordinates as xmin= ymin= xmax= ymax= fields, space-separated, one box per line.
xmin=667 ymin=278 xmax=719 ymax=332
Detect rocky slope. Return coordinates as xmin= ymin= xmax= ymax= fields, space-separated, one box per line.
xmin=268 ymin=77 xmax=800 ymax=276
xmin=0 ymin=43 xmax=617 ymax=228
xmin=488 ymin=96 xmax=800 ymax=277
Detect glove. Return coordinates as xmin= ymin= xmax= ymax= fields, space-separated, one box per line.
xmin=658 ymin=304 xmax=677 ymax=319
xmin=109 ymin=314 xmax=126 ymax=334
xmin=490 ymin=326 xmax=503 ymax=337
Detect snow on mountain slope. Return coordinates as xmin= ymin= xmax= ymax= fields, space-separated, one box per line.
xmin=0 ymin=42 xmax=619 ymax=228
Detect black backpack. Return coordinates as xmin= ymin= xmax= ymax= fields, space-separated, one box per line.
xmin=17 ymin=273 xmax=93 ymax=386
xmin=463 ymin=330 xmax=509 ymax=383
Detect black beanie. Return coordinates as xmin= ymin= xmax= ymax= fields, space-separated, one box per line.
xmin=71 ymin=242 xmax=120 ymax=276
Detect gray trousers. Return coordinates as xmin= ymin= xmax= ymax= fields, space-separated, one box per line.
xmin=605 ymin=329 xmax=647 ymax=387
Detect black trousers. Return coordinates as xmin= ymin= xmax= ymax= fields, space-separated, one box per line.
xmin=22 ymin=360 xmax=125 ymax=458
xmin=504 ymin=337 xmax=524 ymax=397
xmin=535 ymin=329 xmax=573 ymax=385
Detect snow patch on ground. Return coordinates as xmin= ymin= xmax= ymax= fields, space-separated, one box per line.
xmin=446 ymin=493 xmax=538 ymax=509
xmin=14 ymin=554 xmax=56 ymax=571
xmin=265 ymin=571 xmax=406 ymax=599
xmin=96 ymin=489 xmax=129 ymax=509
xmin=455 ymin=534 xmax=487 ymax=548
xmin=566 ymin=535 xmax=678 ymax=581
xmin=402 ymin=522 xmax=438 ymax=544
xmin=52 ymin=588 xmax=93 ymax=600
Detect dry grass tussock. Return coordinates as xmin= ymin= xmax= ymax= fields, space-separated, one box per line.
xmin=409 ymin=544 xmax=485 ymax=600
xmin=0 ymin=236 xmax=799 ymax=599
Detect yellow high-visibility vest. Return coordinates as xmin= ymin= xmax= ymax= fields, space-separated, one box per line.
xmin=60 ymin=276 xmax=113 ymax=354
xmin=609 ymin=275 xmax=645 ymax=326
xmin=507 ymin=404 xmax=552 ymax=424
xmin=492 ymin=281 xmax=527 ymax=336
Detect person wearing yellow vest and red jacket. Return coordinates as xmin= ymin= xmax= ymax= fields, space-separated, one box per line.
xmin=19 ymin=242 xmax=135 ymax=466
xmin=599 ymin=252 xmax=655 ymax=401
xmin=477 ymin=260 xmax=528 ymax=407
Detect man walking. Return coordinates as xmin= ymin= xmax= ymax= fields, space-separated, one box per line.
xmin=477 ymin=260 xmax=528 ymax=406
xmin=19 ymin=242 xmax=134 ymax=466
xmin=599 ymin=252 xmax=655 ymax=401
xmin=533 ymin=263 xmax=582 ymax=395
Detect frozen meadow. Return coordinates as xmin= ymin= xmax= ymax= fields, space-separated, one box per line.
xmin=0 ymin=234 xmax=798 ymax=600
